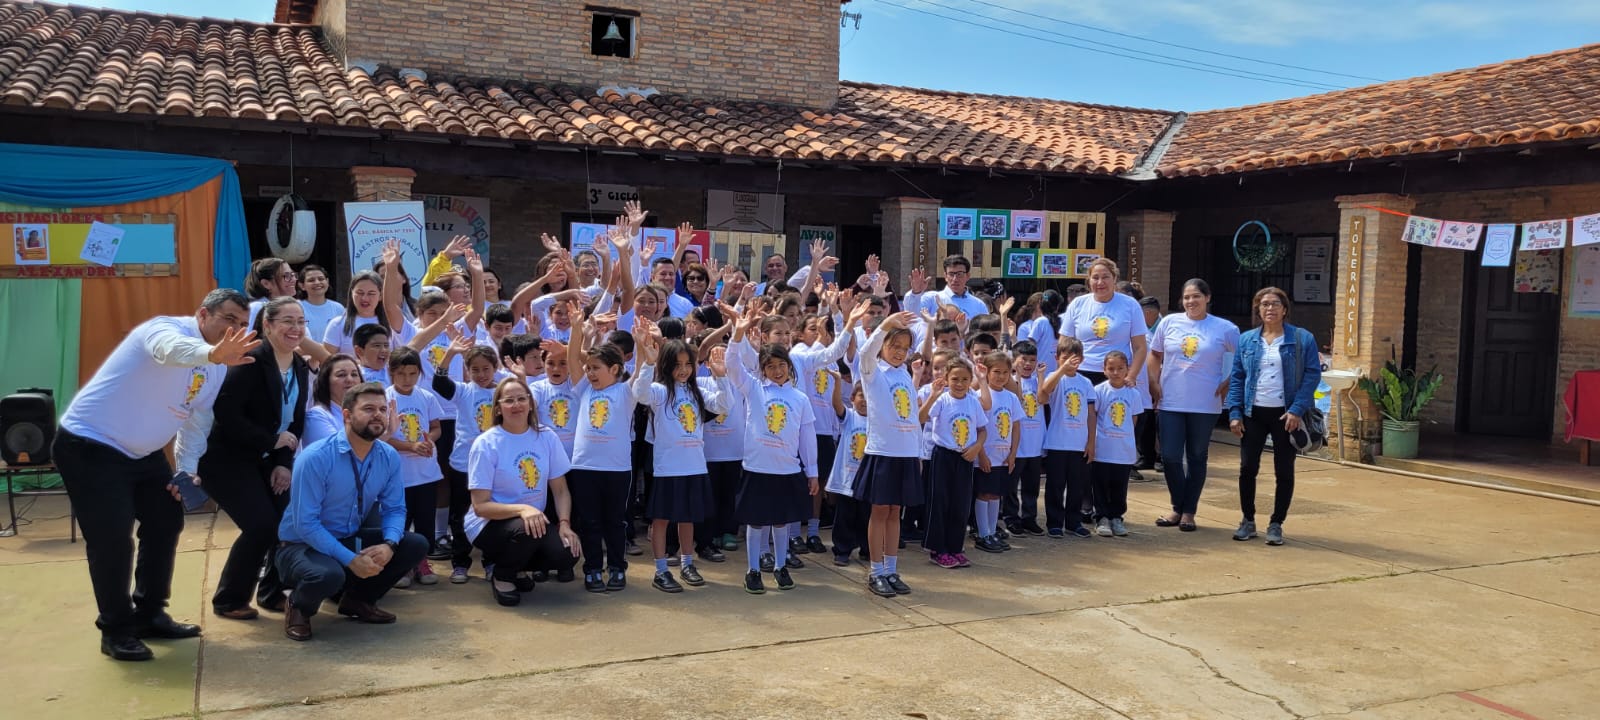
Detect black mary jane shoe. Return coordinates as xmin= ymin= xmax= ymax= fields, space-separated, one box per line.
xmin=491 ymin=580 xmax=522 ymax=607
xmin=1179 ymin=522 xmax=1198 ymax=532
xmin=512 ymin=574 xmax=536 ymax=592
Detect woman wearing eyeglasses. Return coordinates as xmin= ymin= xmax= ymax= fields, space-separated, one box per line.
xmin=199 ymin=297 xmax=311 ymax=619
xmin=1225 ymin=287 xmax=1320 ymax=547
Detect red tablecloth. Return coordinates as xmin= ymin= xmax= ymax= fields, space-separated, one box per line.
xmin=1564 ymin=369 xmax=1600 ymax=442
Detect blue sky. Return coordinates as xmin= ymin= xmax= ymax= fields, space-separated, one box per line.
xmin=86 ymin=0 xmax=1600 ymax=111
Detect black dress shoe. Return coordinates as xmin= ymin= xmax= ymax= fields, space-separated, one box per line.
xmin=101 ymin=635 xmax=154 ymax=661
xmin=784 ymin=554 xmax=805 ymax=569
xmin=868 ymin=575 xmax=897 ymax=598
xmin=555 ymin=567 xmax=576 ymax=583
xmin=584 ymin=573 xmax=607 ymax=593
xmin=490 ymin=580 xmax=522 ymax=607
xmin=790 ymin=536 xmax=810 ymax=555
xmin=653 ymin=571 xmax=683 ymax=593
xmin=135 ymin=614 xmax=202 ymax=639
xmin=760 ymin=552 xmax=776 ymax=573
xmin=679 ymin=564 xmax=706 ymax=586
xmin=1021 ymin=521 xmax=1047 ymax=536
xmin=531 ymin=570 xmax=550 ymax=582
xmin=805 ymin=536 xmax=828 ymax=554
xmin=512 ymin=574 xmax=536 ymax=592
xmin=605 ymin=569 xmax=627 ymax=591
xmin=697 ymin=546 xmax=727 ymax=563
xmin=885 ymin=573 xmax=912 ymax=595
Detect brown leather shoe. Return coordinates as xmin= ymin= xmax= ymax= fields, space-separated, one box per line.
xmin=215 ymin=606 xmax=259 ymax=621
xmin=284 ymin=606 xmax=313 ymax=641
xmin=336 ymin=597 xmax=396 ymax=624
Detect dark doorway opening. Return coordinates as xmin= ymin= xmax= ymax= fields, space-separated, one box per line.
xmin=1458 ymin=261 xmax=1560 ymax=437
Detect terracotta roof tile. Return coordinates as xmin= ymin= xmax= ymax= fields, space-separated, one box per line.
xmin=1159 ymin=43 xmax=1600 ymax=177
xmin=0 ymin=1 xmax=1174 ymax=176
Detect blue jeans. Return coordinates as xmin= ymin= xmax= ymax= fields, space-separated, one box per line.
xmin=1158 ymin=411 xmax=1218 ymax=515
xmin=276 ymin=531 xmax=428 ymax=617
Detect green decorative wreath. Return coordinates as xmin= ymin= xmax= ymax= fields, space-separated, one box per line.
xmin=1233 ymin=220 xmax=1287 ymax=271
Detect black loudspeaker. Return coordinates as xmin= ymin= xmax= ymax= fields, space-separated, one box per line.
xmin=1 ymin=389 xmax=55 ymax=466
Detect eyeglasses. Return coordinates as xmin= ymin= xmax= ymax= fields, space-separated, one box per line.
xmin=499 ymin=396 xmax=531 ymax=406
xmin=946 ymin=270 xmax=970 ymax=277
xmin=274 ymin=319 xmax=310 ymax=328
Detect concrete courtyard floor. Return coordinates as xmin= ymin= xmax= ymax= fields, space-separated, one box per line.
xmin=3 ymin=449 xmax=1599 ymax=720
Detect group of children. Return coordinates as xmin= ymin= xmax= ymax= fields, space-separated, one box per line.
xmin=265 ymin=203 xmax=1148 ymax=603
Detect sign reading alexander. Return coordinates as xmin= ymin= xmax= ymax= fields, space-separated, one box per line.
xmin=1343 ymin=216 xmax=1364 ymax=355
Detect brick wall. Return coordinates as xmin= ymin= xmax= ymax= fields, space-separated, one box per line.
xmin=323 ymin=0 xmax=841 ymax=107
xmin=1410 ymin=182 xmax=1600 ymax=442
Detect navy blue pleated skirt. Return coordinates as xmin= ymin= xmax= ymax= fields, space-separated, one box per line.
xmin=734 ymin=470 xmax=811 ymax=526
xmin=975 ymin=464 xmax=1012 ymax=497
xmin=852 ymin=454 xmax=924 ymax=507
xmin=646 ymin=473 xmax=713 ymax=523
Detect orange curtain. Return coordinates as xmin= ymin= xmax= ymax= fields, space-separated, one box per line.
xmin=76 ymin=177 xmax=222 ymax=385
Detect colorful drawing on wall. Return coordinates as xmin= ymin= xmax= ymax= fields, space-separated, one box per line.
xmin=1071 ymin=251 xmax=1102 ymax=278
xmin=1571 ymin=246 xmax=1600 ymax=318
xmin=938 ymin=208 xmax=976 ymax=240
xmin=1514 ymin=249 xmax=1561 ymax=294
xmin=1003 ymin=247 xmax=1037 ymax=278
xmin=1571 ymin=212 xmax=1600 ymax=247
xmin=1039 ymin=252 xmax=1071 ymax=278
xmin=1520 ymin=219 xmax=1567 ymax=251
xmin=12 ymin=223 xmax=48 ymax=265
xmin=1401 ymin=215 xmax=1442 ymax=247
xmin=1010 ymin=210 xmax=1045 ymax=241
xmin=977 ymin=210 xmax=1010 ymax=240
xmin=1482 ymin=223 xmax=1516 ymax=267
xmin=1436 ymin=220 xmax=1483 ymax=251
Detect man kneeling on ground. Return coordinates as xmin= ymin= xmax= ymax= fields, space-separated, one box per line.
xmin=276 ymin=382 xmax=427 ymax=641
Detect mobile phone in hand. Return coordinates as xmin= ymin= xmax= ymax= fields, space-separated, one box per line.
xmin=171 ymin=471 xmax=211 ymax=512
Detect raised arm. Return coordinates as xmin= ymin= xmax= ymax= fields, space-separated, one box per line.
xmin=380 ymin=241 xmax=406 ymax=329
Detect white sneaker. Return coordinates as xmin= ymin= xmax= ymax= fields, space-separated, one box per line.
xmin=415 ymin=559 xmax=439 ymax=585
xmin=1110 ymin=518 xmax=1129 ymax=537
xmin=1095 ymin=518 xmax=1113 ymax=537
xmin=394 ymin=573 xmax=413 ymax=589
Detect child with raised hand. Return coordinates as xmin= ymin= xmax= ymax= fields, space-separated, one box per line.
xmin=723 ymin=316 xmax=818 ymax=594
xmin=1041 ymin=337 xmax=1097 ymax=539
xmin=1089 ymin=350 xmax=1142 ymax=538
xmin=431 ymin=333 xmax=504 ymax=583
xmin=785 ymin=289 xmax=863 ymax=555
xmin=1005 ymin=341 xmax=1047 ymax=536
xmin=630 ymin=318 xmax=731 ymax=593
xmin=531 ymin=319 xmax=580 ymax=458
xmin=566 ymin=311 xmax=640 ymax=593
xmin=920 ymin=357 xmax=988 ymax=569
xmin=975 ymin=352 xmax=1022 ymax=555
xmin=827 ymin=383 xmax=871 ymax=566
xmin=854 ymin=311 xmax=926 ymax=597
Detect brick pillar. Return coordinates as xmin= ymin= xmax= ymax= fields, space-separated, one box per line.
xmin=1332 ymin=193 xmax=1415 ymax=461
xmin=1116 ymin=210 xmax=1175 ymax=310
xmin=880 ymin=197 xmax=942 ymax=293
xmin=340 ymin=166 xmax=416 ymax=283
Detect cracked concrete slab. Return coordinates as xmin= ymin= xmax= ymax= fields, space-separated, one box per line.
xmin=1438 ymin=554 xmax=1600 ymax=616
xmin=203 ymin=626 xmax=1123 ymax=720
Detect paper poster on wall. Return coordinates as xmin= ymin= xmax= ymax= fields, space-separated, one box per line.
xmin=12 ymin=223 xmax=48 ymax=265
xmin=798 ymin=225 xmax=838 ymax=283
xmin=1514 ymin=249 xmax=1561 ymax=294
xmin=1571 ymin=246 xmax=1600 ymax=318
xmin=938 ymin=208 xmax=976 ymax=240
xmin=1003 ymin=247 xmax=1037 ymax=278
xmin=1010 ymin=210 xmax=1045 ymax=242
xmin=683 ymin=230 xmax=711 ymax=265
xmin=569 ymin=222 xmax=617 ymax=261
xmin=638 ymin=227 xmax=677 ymax=265
xmin=79 ymin=221 xmax=125 ymax=267
xmin=1520 ymin=219 xmax=1567 ymax=251
xmin=1293 ymin=235 xmax=1334 ymax=304
xmin=345 ymin=201 xmax=427 ymax=297
xmin=1436 ymin=221 xmax=1483 ymax=251
xmin=977 ymin=210 xmax=1010 ymax=240
xmin=1401 ymin=215 xmax=1442 ymax=246
xmin=1482 ymin=223 xmax=1516 ymax=267
xmin=1571 ymin=213 xmax=1600 ymax=247
xmin=416 ymin=194 xmax=490 ymax=263
xmin=1039 ymin=252 xmax=1071 ymax=278
xmin=1070 ymin=251 xmax=1102 ymax=278
xmin=706 ymin=190 xmax=784 ymax=233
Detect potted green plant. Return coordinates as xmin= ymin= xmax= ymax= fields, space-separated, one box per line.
xmin=1357 ymin=360 xmax=1444 ymax=459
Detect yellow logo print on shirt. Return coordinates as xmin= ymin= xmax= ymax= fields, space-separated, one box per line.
xmin=184 ymin=369 xmax=206 ymax=406
xmin=398 ymin=411 xmax=422 ymax=442
xmin=765 ymin=401 xmax=788 ymax=435
xmin=518 ymin=456 xmax=540 ymax=490
xmin=892 ymin=386 xmax=912 ymax=420
xmin=475 ymin=402 xmax=493 ymax=431
xmin=1091 ymin=315 xmax=1111 ymax=339
xmin=1181 ymin=334 xmax=1201 ymax=360
xmin=997 ymin=411 xmax=1012 ymax=440
xmin=677 ymin=400 xmax=698 ymax=434
xmin=1110 ymin=400 xmax=1128 ymax=428
xmin=1022 ymin=392 xmax=1038 ymax=418
xmin=428 ymin=345 xmax=448 ymax=369
xmin=549 ymin=397 xmax=571 ymax=428
xmin=953 ymin=417 xmax=971 ymax=447
xmin=589 ymin=398 xmax=611 ymax=429
xmin=814 ymin=367 xmax=829 ymax=395
xmin=1065 ymin=390 xmax=1084 ymax=419
xmin=850 ymin=431 xmax=867 ymax=460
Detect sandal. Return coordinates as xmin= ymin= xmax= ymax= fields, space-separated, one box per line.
xmin=1179 ymin=522 xmax=1197 ymax=532
xmin=1155 ymin=516 xmax=1182 ymax=528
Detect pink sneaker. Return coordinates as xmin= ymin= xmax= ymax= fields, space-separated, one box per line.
xmin=953 ymin=553 xmax=971 ymax=567
xmin=932 ymin=553 xmax=961 ymax=569
xmin=415 ymin=558 xmax=439 ymax=585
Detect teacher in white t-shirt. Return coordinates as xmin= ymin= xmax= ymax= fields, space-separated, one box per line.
xmin=1147 ymin=279 xmax=1239 ymax=532
xmin=1058 ymin=258 xmax=1147 ymax=386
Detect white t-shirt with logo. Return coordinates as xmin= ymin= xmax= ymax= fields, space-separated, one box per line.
xmin=531 ymin=377 xmax=580 ymax=457
xmin=1092 ymin=381 xmax=1143 ymax=465
xmin=1059 ymin=293 xmax=1144 ymax=373
xmin=463 ymin=425 xmax=571 ymax=542
xmin=1015 ymin=375 xmax=1045 ymax=458
xmin=926 ymin=391 xmax=988 ymax=454
xmin=443 ymin=380 xmax=499 ymax=472
xmin=1042 ymin=373 xmax=1096 ymax=453
xmin=1152 ymin=313 xmax=1240 ymax=414
xmin=982 ymin=388 xmax=1022 ymax=467
xmin=825 ymin=408 xmax=869 ymax=495
xmin=570 ymin=379 xmax=639 ymax=472
xmin=385 ymin=385 xmax=446 ymax=488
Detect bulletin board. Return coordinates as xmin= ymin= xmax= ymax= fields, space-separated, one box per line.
xmin=2 ymin=211 xmax=179 ymax=278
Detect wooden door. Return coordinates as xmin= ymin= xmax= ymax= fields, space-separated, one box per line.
xmin=1463 ymin=264 xmax=1559 ymax=437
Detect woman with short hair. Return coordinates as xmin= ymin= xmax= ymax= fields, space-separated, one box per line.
xmin=1225 ymin=287 xmax=1320 ymax=547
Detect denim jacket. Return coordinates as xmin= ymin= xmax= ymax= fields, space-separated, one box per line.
xmin=1226 ymin=323 xmax=1321 ymax=421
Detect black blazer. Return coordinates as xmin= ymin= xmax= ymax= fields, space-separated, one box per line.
xmin=199 ymin=343 xmax=310 ymax=475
